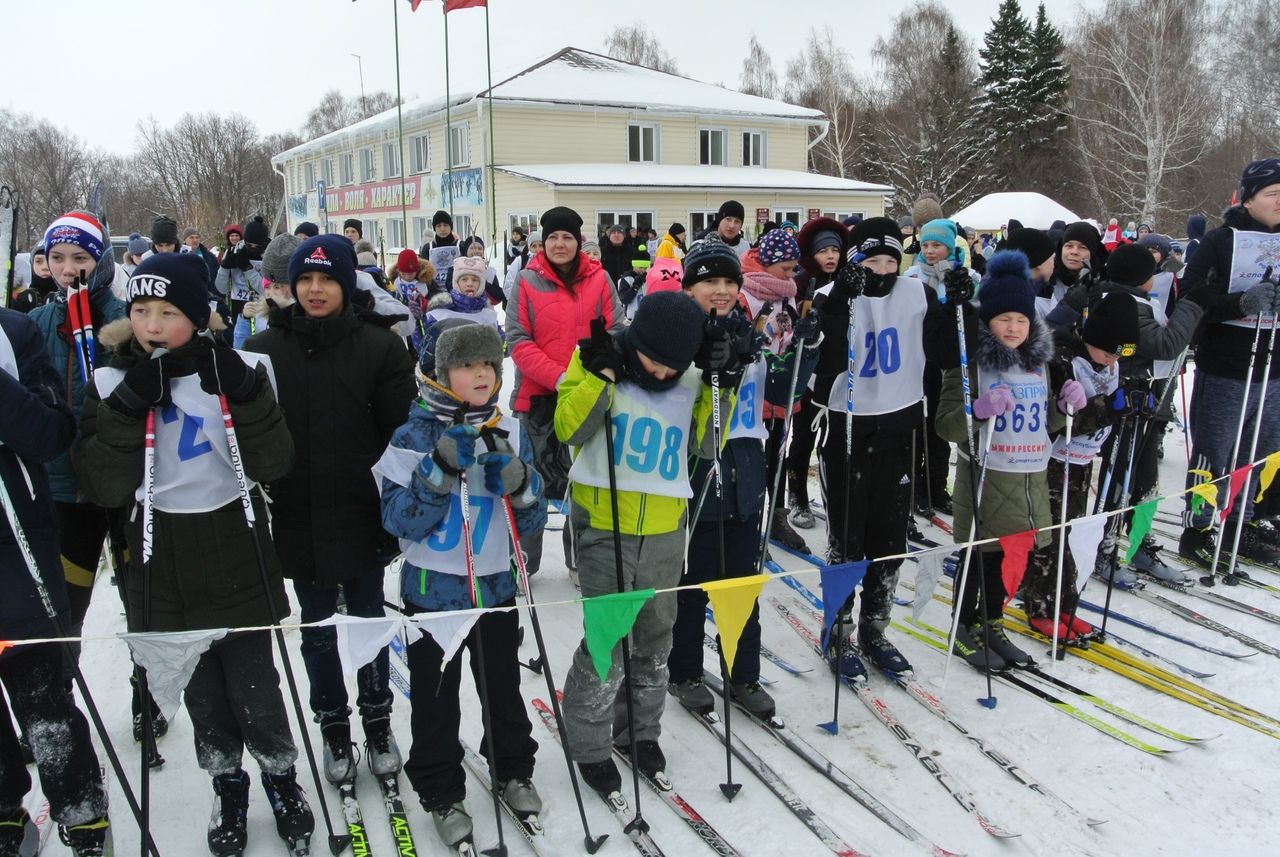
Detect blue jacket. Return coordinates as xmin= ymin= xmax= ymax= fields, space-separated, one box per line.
xmin=381 ymin=404 xmax=546 ymax=611
xmin=0 ymin=309 xmax=77 ymax=651
xmin=28 ymin=272 xmax=127 ymax=503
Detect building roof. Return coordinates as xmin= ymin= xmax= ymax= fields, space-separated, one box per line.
xmin=950 ymin=192 xmax=1080 ymax=231
xmin=496 ymin=163 xmax=892 ymax=194
xmin=274 ymin=47 xmax=825 ymax=163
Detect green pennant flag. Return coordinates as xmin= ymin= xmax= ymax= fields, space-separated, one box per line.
xmin=582 ymin=589 xmax=656 ymax=682
xmin=1124 ymin=499 xmax=1161 ymax=563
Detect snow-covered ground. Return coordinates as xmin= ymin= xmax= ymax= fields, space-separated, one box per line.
xmin=38 ymin=362 xmax=1280 ymax=856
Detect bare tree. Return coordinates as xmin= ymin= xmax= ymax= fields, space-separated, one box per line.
xmin=303 ymin=89 xmax=401 ymax=140
xmin=602 ymin=22 xmax=680 ymax=74
xmin=739 ymin=33 xmax=778 ymax=98
xmin=784 ymin=28 xmax=863 ymax=178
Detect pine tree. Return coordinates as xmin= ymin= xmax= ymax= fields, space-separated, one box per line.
xmin=974 ymin=0 xmax=1032 ymax=158
xmin=1022 ymin=2 xmax=1069 ymax=150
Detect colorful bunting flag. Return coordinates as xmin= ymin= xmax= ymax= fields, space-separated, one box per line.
xmin=0 ymin=640 xmax=11 ymax=656
xmin=582 ymin=589 xmax=655 ymax=682
xmin=1256 ymin=452 xmax=1280 ymax=502
xmin=912 ymin=548 xmax=948 ymax=621
xmin=124 ymin=629 xmax=228 ymax=719
xmin=998 ymin=530 xmax=1036 ymax=605
xmin=1124 ymin=499 xmax=1161 ymax=563
xmin=408 ymin=609 xmax=490 ymax=670
xmin=1188 ymin=469 xmax=1218 ymax=518
xmin=317 ymin=615 xmax=405 ymax=676
xmin=703 ymin=575 xmax=769 ymax=675
xmin=819 ymin=561 xmax=869 ymax=647
xmin=1067 ymin=513 xmax=1109 ymax=593
xmin=1219 ymin=465 xmax=1253 ymax=523
xmin=444 ymin=0 xmax=486 ymax=10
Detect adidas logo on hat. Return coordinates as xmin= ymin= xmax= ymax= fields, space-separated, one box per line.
xmin=695 ymin=265 xmax=709 ymax=276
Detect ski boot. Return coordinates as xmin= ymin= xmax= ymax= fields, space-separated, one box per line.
xmin=132 ymin=675 xmax=169 ymax=741
xmin=1179 ymin=526 xmax=1221 ymax=571
xmin=498 ymin=778 xmax=542 ymax=817
xmin=1061 ymin=613 xmax=1095 ymax=638
xmin=789 ymin=503 xmax=816 ymax=529
xmin=320 ymin=716 xmax=358 ymax=785
xmin=730 ymin=681 xmax=777 ymax=720
xmin=577 ymin=758 xmax=621 ymax=795
xmin=58 ymin=816 xmax=110 ymax=857
xmin=770 ymin=509 xmax=807 ymax=551
xmin=630 ymin=740 xmax=667 ymax=783
xmin=1132 ymin=536 xmax=1194 ymax=583
xmin=1028 ymin=615 xmax=1081 ymax=643
xmin=906 ymin=515 xmax=927 ymax=543
xmin=667 ymin=677 xmax=714 ymax=714
xmin=856 ymin=624 xmax=912 ymax=675
xmin=978 ymin=618 xmax=1033 ymax=667
xmin=933 ymin=490 xmax=954 ymax=516
xmin=0 ymin=807 xmax=37 ymax=856
xmin=208 ymin=769 xmax=250 ymax=856
xmin=1093 ymin=555 xmax=1140 ymax=589
xmin=430 ymin=802 xmax=473 ymax=850
xmin=824 ymin=633 xmax=868 ymax=681
xmin=362 ymin=713 xmax=403 ymax=779
xmin=260 ymin=767 xmax=315 ymax=854
xmin=1240 ymin=524 xmax=1280 ymax=567
xmin=953 ymin=623 xmax=1008 ymax=672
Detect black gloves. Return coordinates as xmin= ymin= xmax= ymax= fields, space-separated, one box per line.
xmin=904 ymin=236 xmax=921 ymax=256
xmin=833 ymin=262 xmax=866 ymax=300
xmin=197 ymin=344 xmax=260 ymax=402
xmin=695 ymin=310 xmax=741 ymax=373
xmin=943 ymin=266 xmax=975 ymax=304
xmin=578 ymin=317 xmax=626 ymax=381
xmin=105 ymin=356 xmax=171 ymax=418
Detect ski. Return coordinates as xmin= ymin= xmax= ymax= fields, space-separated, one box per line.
xmin=1125 ymin=587 xmax=1280 ymax=658
xmin=18 ymin=791 xmax=50 ymax=857
xmin=699 ymin=672 xmax=967 ymax=856
xmin=530 ymin=699 xmax=666 ymax=857
xmin=768 ymin=598 xmax=1020 ymax=839
xmin=702 ymin=634 xmax=777 ymax=683
xmin=368 ymin=639 xmax=422 ymax=857
xmin=461 ymin=742 xmax=553 ymax=857
xmin=1142 ymin=575 xmax=1280 ymax=626
xmin=1072 ymin=598 xmax=1250 ymax=663
xmin=337 ymin=783 xmax=372 ymax=857
xmin=703 ymin=607 xmax=811 ymax=674
xmin=1148 ymin=523 xmax=1280 ymax=592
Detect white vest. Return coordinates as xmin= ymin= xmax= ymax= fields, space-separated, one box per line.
xmin=568 ymin=373 xmax=699 ymax=498
xmin=1050 ymin=354 xmax=1118 ymax=466
xmin=371 ymin=414 xmax=521 ymax=576
xmin=1225 ymin=228 xmax=1280 ymax=329
xmin=94 ymin=352 xmax=276 ymax=513
xmin=824 ymin=279 xmax=927 ymax=416
xmin=727 ymin=358 xmax=768 ymax=441
xmin=978 ymin=361 xmax=1051 ymax=473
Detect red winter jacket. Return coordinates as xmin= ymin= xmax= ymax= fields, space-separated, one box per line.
xmin=505 ymin=251 xmax=624 ymax=412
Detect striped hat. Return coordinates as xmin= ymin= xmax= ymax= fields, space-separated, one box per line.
xmin=43 ymin=211 xmax=105 ymax=262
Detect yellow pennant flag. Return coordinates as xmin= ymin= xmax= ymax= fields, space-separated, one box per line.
xmin=1256 ymin=452 xmax=1280 ymax=502
xmin=703 ymin=574 xmax=770 ymax=676
xmin=1188 ymin=469 xmax=1218 ymax=517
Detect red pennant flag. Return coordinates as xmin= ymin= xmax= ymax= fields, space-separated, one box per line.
xmin=444 ymin=0 xmax=486 ymax=10
xmin=998 ymin=530 xmax=1036 ymax=606
xmin=1218 ymin=465 xmax=1253 ymax=523
xmin=410 ymin=0 xmax=424 ymax=9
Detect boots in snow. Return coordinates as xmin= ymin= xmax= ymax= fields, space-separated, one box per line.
xmin=667 ymin=677 xmax=714 ymax=714
xmin=1028 ymin=615 xmax=1081 ymax=643
xmin=577 ymin=758 xmax=621 ymax=795
xmin=430 ymin=802 xmax=473 ymax=848
xmin=629 ymin=740 xmax=666 ymax=780
xmin=260 ymin=767 xmax=315 ymax=851
xmin=789 ymin=503 xmax=816 ymax=529
xmin=952 ymin=622 xmax=1008 ymax=672
xmin=0 ymin=807 xmax=37 ymax=857
xmin=770 ymin=508 xmax=807 ymax=551
xmin=824 ymin=632 xmax=868 ymax=681
xmin=729 ymin=681 xmax=777 ymax=720
xmin=208 ymin=769 xmax=250 ymax=856
xmin=320 ymin=717 xmax=358 ymax=784
xmin=1240 ymin=523 xmax=1280 ymax=567
xmin=1132 ymin=536 xmax=1193 ymax=583
xmin=362 ymin=713 xmax=403 ymax=779
xmin=977 ymin=618 xmax=1033 ymax=667
xmin=856 ymin=624 xmax=912 ymax=675
xmin=1178 ymin=526 xmax=1221 ymax=571
xmin=498 ymin=778 xmax=543 ymax=817
xmin=58 ymin=816 xmax=110 ymax=857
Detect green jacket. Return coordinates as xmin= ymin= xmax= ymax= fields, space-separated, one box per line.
xmin=554 ymin=349 xmax=729 ymax=536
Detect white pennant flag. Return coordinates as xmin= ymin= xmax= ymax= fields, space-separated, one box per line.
xmin=1068 ymin=513 xmax=1110 ymax=593
xmin=314 ymin=615 xmax=405 ymax=677
xmin=124 ymin=629 xmax=228 ymax=720
xmin=407 ymin=608 xmax=499 ymax=669
xmin=912 ymin=548 xmax=949 ymax=620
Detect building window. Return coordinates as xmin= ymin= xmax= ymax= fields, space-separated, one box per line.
xmin=742 ymin=131 xmax=766 ymax=167
xmin=595 ymin=211 xmax=656 ymax=239
xmin=303 ymin=162 xmax=315 ymax=190
xmin=627 ymin=123 xmax=658 ymax=164
xmin=447 ymin=123 xmax=470 ymax=168
xmin=772 ymin=209 xmax=802 ymax=227
xmin=359 ymin=148 xmax=376 ymax=182
xmin=699 ymin=129 xmax=727 ymax=166
xmin=321 ymin=158 xmax=333 ymax=186
xmin=508 ymin=212 xmax=540 ymax=236
xmin=387 ymin=218 xmax=406 ymax=250
xmin=822 ymin=209 xmax=864 ymax=222
xmin=382 ymin=142 xmax=401 ymax=179
xmin=339 ymin=153 xmax=354 ymax=185
xmin=412 ymin=216 xmax=431 ymax=250
xmin=409 ymin=133 xmax=430 ymax=173
xmin=688 ymin=210 xmax=719 ymax=237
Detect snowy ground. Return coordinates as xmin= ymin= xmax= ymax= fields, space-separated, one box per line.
xmin=35 ymin=362 xmax=1280 ymax=856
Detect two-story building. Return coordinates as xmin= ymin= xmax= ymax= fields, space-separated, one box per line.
xmin=272 ymin=47 xmax=891 ymax=256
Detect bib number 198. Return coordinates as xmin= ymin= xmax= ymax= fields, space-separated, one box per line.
xmin=610 ymin=413 xmax=683 ymax=480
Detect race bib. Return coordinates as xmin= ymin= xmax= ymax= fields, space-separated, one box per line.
xmin=727 ymin=359 xmax=768 ymax=441
xmin=824 ymin=281 xmax=927 ymax=416
xmin=1050 ymin=354 xmax=1117 ymax=465
xmin=978 ymin=363 xmax=1051 ymax=473
xmin=1225 ymin=228 xmax=1280 ymax=329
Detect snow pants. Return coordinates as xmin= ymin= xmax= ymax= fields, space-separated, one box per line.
xmin=403 ymin=598 xmax=536 ymax=810
xmin=561 ymin=516 xmax=684 ymax=763
xmin=184 ymin=631 xmax=297 ymax=776
xmin=0 ymin=643 xmax=105 ymax=825
xmin=1184 ymin=372 xmax=1280 ymax=528
xmin=786 ymin=391 xmax=820 ymax=510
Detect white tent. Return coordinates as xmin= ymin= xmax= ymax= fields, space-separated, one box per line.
xmin=950 ymin=192 xmax=1079 ymax=232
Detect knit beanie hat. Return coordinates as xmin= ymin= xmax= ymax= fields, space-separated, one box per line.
xmin=435 ymin=322 xmax=504 ymax=386
xmin=1082 ymin=290 xmax=1140 ymax=358
xmin=757 ymin=228 xmax=801 ymax=266
xmin=124 ymin=253 xmax=212 ymax=329
xmin=432 ymin=209 xmax=453 ymax=228
xmin=526 ymin=231 xmax=542 ymax=245
xmin=1004 ymin=228 xmax=1056 ymax=268
xmin=717 ymin=200 xmax=746 ymax=222
xmin=288 ymin=235 xmax=357 ymax=300
xmin=126 ymin=234 xmax=150 ymax=258
xmin=224 ymin=223 xmax=244 ymax=240
xmin=295 ymin=221 xmax=320 ymax=238
xmin=452 ymin=255 xmax=487 ymax=284
xmin=625 ymin=291 xmax=705 ymax=372
xmin=605 ymin=223 xmax=626 ymax=237
xmin=810 ymin=230 xmax=843 ymax=254
xmin=540 ymin=206 xmax=584 ymax=241
xmin=244 ymin=216 xmax=270 ymax=246
xmin=44 ymin=211 xmax=106 ymax=262
xmin=682 ymin=238 xmax=743 ymax=288
xmin=581 ymin=240 xmax=601 ymax=256
xmin=668 ymin=222 xmax=687 ymax=239
xmin=261 ymin=234 xmax=302 ymax=283
xmin=1240 ymin=158 xmax=1280 ymax=202
xmin=912 ymin=196 xmax=945 ymax=228
xmin=343 ymin=217 xmax=363 ymax=237
xmin=846 ymin=216 xmax=904 ymax=263
xmin=897 ymin=215 xmax=914 ymax=231
xmin=1136 ymin=232 xmax=1174 ymax=261
xmin=354 ymin=239 xmax=377 ymax=266
xmin=1106 ymin=244 xmax=1157 ymax=289
xmin=1061 ymin=221 xmax=1102 ymax=256
xmin=978 ymin=251 xmax=1036 ymax=324
xmin=919 ymin=218 xmax=958 ymax=250
xmin=396 ymin=248 xmax=421 ymax=276
xmin=648 ymin=257 xmax=685 ymax=293
xmin=150 ymin=215 xmax=179 ymax=247
xmin=182 ymin=227 xmax=199 ymax=240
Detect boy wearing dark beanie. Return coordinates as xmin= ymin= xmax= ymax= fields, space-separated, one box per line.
xmin=556 ymin=291 xmax=735 ymax=795
xmin=243 ymin=235 xmax=416 ymax=789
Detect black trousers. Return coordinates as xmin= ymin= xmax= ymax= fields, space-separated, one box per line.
xmin=668 ymin=514 xmax=764 ymax=685
xmin=184 ymin=631 xmax=297 ymax=776
xmin=786 ymin=392 xmax=820 ymax=509
xmin=404 ymin=600 xmax=536 ymax=810
xmin=818 ymin=416 xmax=911 ymax=627
xmin=915 ymin=363 xmax=951 ymax=504
xmin=0 ymin=644 xmax=104 ymax=825
xmin=764 ymin=417 xmax=787 ymax=511
xmin=1023 ymin=458 xmax=1092 ymax=619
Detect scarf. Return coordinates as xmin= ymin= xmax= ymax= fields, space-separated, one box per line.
xmin=741 ymin=269 xmax=798 ymax=303
xmin=416 ymin=374 xmax=503 ymax=428
xmin=447 ymin=289 xmax=490 ymax=313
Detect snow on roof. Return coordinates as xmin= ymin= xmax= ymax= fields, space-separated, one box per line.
xmin=275 ymin=47 xmax=824 ymax=163
xmin=950 ymin=192 xmax=1080 ymax=231
xmin=496 ymin=163 xmax=892 ymax=194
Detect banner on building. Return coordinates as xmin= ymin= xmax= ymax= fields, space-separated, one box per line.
xmin=441 ymin=169 xmax=484 ymax=209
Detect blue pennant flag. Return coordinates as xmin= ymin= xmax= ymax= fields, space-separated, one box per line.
xmin=820 ymin=560 xmax=870 ymax=642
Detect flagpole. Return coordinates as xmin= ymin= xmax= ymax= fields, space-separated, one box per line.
xmin=393 ymin=0 xmax=409 ymax=247
xmin=443 ymin=0 xmax=454 ymax=223
xmin=484 ymin=0 xmax=497 ymax=250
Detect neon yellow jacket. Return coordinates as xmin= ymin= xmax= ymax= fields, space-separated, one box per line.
xmin=554 ymin=349 xmax=730 ymax=536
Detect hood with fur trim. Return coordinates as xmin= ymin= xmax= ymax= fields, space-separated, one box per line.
xmin=99 ymin=314 xmax=226 ymax=352
xmin=976 ymin=314 xmax=1054 ymax=374
xmin=796 ymin=216 xmax=849 ymax=278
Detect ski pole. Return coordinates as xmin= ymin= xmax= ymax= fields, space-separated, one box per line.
xmin=601 ymin=401 xmax=648 ymax=835
xmin=1099 ymin=413 xmax=1142 ymax=639
xmin=497 ymin=491 xmax=606 ymax=853
xmin=708 ymin=366 xmax=740 ymax=799
xmin=1050 ymin=410 xmax=1073 ymax=668
xmin=0 ymin=453 xmax=161 ymax=856
xmin=755 ymin=301 xmax=808 ymax=573
xmin=920 ymin=400 xmax=934 ymax=515
xmin=212 ymin=372 xmax=351 ymax=856
xmin=456 ymin=468 xmax=509 ymax=857
xmin=1202 ymin=311 xmax=1266 ymax=587
xmin=137 ymin=407 xmax=158 ymax=857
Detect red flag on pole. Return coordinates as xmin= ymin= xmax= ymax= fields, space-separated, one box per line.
xmin=1219 ymin=464 xmax=1253 ymax=523
xmin=998 ymin=530 xmax=1036 ymax=606
xmin=410 ymin=0 xmax=425 ymax=10
xmin=444 ymin=0 xmax=486 ymax=10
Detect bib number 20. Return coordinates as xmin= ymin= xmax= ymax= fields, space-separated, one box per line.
xmin=858 ymin=327 xmax=901 ymax=378
xmin=610 ymin=413 xmax=683 ymax=480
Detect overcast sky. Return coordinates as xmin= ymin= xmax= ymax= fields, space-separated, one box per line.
xmin=6 ymin=0 xmax=1098 ymax=155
